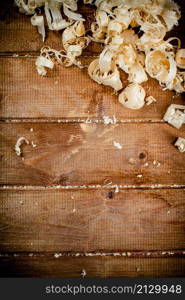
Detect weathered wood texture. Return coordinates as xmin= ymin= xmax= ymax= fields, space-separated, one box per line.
xmin=0 ymin=189 xmax=185 ymax=252
xmin=0 ymin=255 xmax=185 ymax=277
xmin=0 ymin=57 xmax=185 ymax=119
xmin=0 ymin=123 xmax=185 ymax=186
xmin=0 ymin=0 xmax=185 ymax=278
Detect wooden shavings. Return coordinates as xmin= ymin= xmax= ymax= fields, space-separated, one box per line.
xmin=15 ymin=137 xmax=29 ymax=156
xmin=12 ymin=53 xmax=19 ymax=57
xmin=31 ymin=141 xmax=37 ymax=148
xmin=119 ymin=83 xmax=145 ymax=110
xmin=145 ymin=96 xmax=157 ymax=106
xmin=113 ymin=141 xmax=122 ymax=149
xmin=144 ymin=162 xmax=149 ymax=167
xmin=176 ymin=49 xmax=185 ymax=69
xmin=129 ymin=158 xmax=136 ymax=165
xmin=15 ymin=0 xmax=185 ymax=127
xmin=54 ymin=253 xmax=62 ymax=258
xmin=31 ymin=14 xmax=45 ymax=42
xmin=81 ymin=269 xmax=87 ymax=278
xmin=114 ymin=185 xmax=119 ymax=193
xmin=153 ymin=160 xmax=161 ymax=167
xmin=163 ymin=104 xmax=185 ymax=129
xmin=175 ymin=137 xmax=185 ymax=152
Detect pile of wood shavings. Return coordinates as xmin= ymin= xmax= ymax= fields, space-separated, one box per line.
xmin=15 ymin=0 xmax=185 ymax=151
xmin=15 ymin=1 xmax=185 ymax=99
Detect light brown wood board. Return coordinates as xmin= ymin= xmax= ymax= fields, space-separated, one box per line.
xmin=0 ymin=189 xmax=185 ymax=252
xmin=0 ymin=123 xmax=185 ymax=186
xmin=0 ymin=57 xmax=184 ymax=120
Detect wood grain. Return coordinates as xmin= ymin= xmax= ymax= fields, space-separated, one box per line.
xmin=0 ymin=189 xmax=185 ymax=252
xmin=0 ymin=123 xmax=185 ymax=186
xmin=0 ymin=57 xmax=184 ymax=119
xmin=0 ymin=0 xmax=185 ymax=278
xmin=0 ymin=255 xmax=185 ymax=277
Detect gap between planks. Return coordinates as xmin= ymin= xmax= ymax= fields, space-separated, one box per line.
xmin=0 ymin=250 xmax=185 ymax=258
xmin=0 ymin=185 xmax=185 ymax=191
xmin=0 ymin=119 xmax=165 ymax=124
xmin=0 ymin=52 xmax=98 ymax=58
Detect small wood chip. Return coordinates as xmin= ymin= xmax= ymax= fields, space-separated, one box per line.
xmin=31 ymin=141 xmax=37 ymax=148
xmin=114 ymin=185 xmax=119 ymax=193
xmin=81 ymin=269 xmax=87 ymax=278
xmin=113 ymin=141 xmax=122 ymax=149
xmin=54 ymin=253 xmax=61 ymax=258
xmin=145 ymin=96 xmax=157 ymax=105
xmin=144 ymin=162 xmax=149 ymax=167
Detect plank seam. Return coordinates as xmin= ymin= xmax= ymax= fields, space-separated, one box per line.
xmin=0 ymin=53 xmax=98 ymax=58
xmin=0 ymin=119 xmax=165 ymax=124
xmin=0 ymin=250 xmax=185 ymax=258
xmin=0 ymin=185 xmax=185 ymax=191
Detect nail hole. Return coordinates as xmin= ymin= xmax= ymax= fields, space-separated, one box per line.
xmin=107 ymin=191 xmax=114 ymax=199
xmin=139 ymin=152 xmax=146 ymax=159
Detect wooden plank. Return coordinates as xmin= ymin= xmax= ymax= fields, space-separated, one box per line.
xmin=0 ymin=123 xmax=185 ymax=186
xmin=0 ymin=57 xmax=185 ymax=119
xmin=0 ymin=189 xmax=185 ymax=252
xmin=0 ymin=0 xmax=184 ymax=54
xmin=0 ymin=255 xmax=184 ymax=277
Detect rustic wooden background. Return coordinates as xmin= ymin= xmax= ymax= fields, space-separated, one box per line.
xmin=0 ymin=0 xmax=185 ymax=277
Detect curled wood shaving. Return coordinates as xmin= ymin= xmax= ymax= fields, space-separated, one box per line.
xmin=15 ymin=137 xmax=29 ymax=156
xmin=81 ymin=269 xmax=87 ymax=278
xmin=35 ymin=55 xmax=54 ymax=76
xmin=31 ymin=14 xmax=45 ymax=41
xmin=88 ymin=58 xmax=123 ymax=91
xmin=176 ymin=49 xmax=185 ymax=69
xmin=44 ymin=2 xmax=72 ymax=31
xmin=119 ymin=83 xmax=146 ymax=110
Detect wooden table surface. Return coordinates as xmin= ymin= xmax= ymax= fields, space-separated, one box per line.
xmin=0 ymin=0 xmax=185 ymax=277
